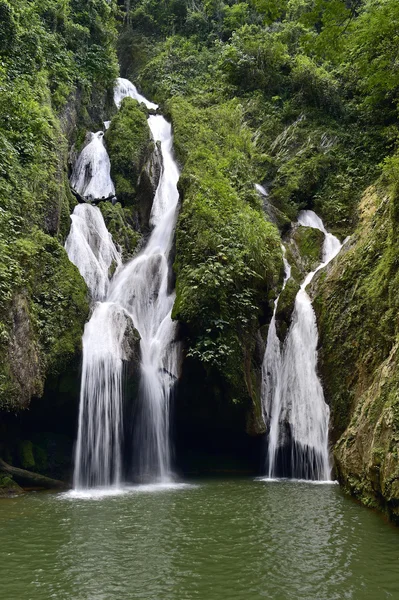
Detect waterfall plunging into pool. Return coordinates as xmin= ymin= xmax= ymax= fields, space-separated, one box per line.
xmin=110 ymin=80 xmax=181 ymax=482
xmin=262 ymin=210 xmax=342 ymax=481
xmin=66 ymin=79 xmax=180 ymax=489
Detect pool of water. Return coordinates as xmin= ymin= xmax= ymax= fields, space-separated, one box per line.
xmin=0 ymin=478 xmax=398 ymax=600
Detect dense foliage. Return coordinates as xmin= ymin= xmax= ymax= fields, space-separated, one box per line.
xmin=170 ymin=97 xmax=281 ymax=389
xmin=105 ymin=97 xmax=152 ymax=205
xmin=2 ymin=0 xmax=399 ymax=503
xmin=120 ymin=0 xmax=398 ymax=235
xmin=313 ymin=177 xmax=399 ymax=519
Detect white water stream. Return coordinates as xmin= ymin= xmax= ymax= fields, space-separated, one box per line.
xmin=70 ymin=131 xmax=115 ymax=200
xmin=66 ymin=78 xmax=180 ymax=489
xmin=262 ymin=210 xmax=341 ymax=481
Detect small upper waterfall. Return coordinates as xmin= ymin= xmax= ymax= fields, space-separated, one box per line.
xmin=114 ymin=77 xmax=158 ymax=111
xmin=70 ymin=131 xmax=115 ymax=200
xmin=66 ymin=78 xmax=180 ymax=489
xmin=262 ymin=210 xmax=342 ymax=481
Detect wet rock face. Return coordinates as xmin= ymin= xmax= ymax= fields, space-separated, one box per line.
xmin=313 ymin=185 xmax=399 ymax=521
xmin=275 ymin=278 xmax=300 ymax=343
xmin=8 ymin=295 xmax=42 ymax=409
xmin=136 ymin=141 xmax=163 ymax=231
xmin=0 ymin=474 xmax=23 ymax=497
xmin=123 ymin=320 xmax=141 ymax=371
xmin=334 ymin=343 xmax=399 ymax=521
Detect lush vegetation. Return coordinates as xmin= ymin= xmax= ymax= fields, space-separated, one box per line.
xmin=0 ymin=0 xmax=120 ymax=409
xmin=121 ymin=0 xmax=399 ymax=236
xmin=114 ymin=0 xmax=399 ymax=411
xmin=104 ymin=96 xmax=155 ymax=257
xmin=2 ymin=0 xmax=399 ymax=511
xmin=105 ymin=97 xmax=152 ymax=206
xmin=170 ymin=97 xmax=282 ymax=395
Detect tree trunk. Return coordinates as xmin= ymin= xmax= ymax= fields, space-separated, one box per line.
xmin=0 ymin=458 xmax=67 ymax=490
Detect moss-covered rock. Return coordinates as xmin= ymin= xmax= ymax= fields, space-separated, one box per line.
xmin=105 ymin=97 xmax=152 ymax=207
xmin=0 ymin=475 xmax=23 ymax=497
xmin=285 ymin=224 xmax=324 ymax=282
xmin=334 ymin=342 xmax=399 ymax=518
xmin=169 ymin=96 xmax=282 ymax=425
xmin=0 ymin=0 xmax=119 ymax=414
xmin=99 ymin=201 xmax=141 ymax=260
xmin=314 ymin=182 xmax=399 ymax=521
xmin=0 ymin=228 xmax=88 ymax=411
xmin=275 ymin=278 xmax=300 ymax=342
xmin=136 ymin=141 xmax=163 ymax=231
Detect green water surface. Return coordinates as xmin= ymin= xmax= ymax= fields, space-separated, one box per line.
xmin=0 ymin=478 xmax=398 ymax=600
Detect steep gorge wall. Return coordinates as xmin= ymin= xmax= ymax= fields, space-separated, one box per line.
xmin=314 ymin=182 xmax=399 ymax=521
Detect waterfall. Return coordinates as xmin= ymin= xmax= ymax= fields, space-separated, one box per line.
xmin=70 ymin=131 xmax=115 ymax=200
xmin=66 ymin=78 xmax=180 ymax=489
xmin=262 ymin=210 xmax=342 ymax=481
xmin=261 ymin=248 xmax=291 ymax=445
xmin=255 ymin=183 xmax=269 ymax=197
xmin=65 ymin=204 xmax=121 ymax=301
xmin=114 ymin=77 xmax=158 ymax=111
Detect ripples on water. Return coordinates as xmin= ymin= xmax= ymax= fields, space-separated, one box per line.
xmin=0 ymin=479 xmax=398 ymax=600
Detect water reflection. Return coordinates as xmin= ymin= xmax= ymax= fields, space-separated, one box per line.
xmin=0 ymin=480 xmax=398 ymax=600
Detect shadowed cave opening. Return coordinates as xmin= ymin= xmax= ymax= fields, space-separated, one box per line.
xmin=1 ymin=361 xmax=264 ymax=483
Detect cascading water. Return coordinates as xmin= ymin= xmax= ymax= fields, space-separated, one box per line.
xmin=109 ymin=80 xmax=181 ymax=481
xmin=262 ymin=210 xmax=342 ymax=481
xmin=70 ymin=131 xmax=115 ymax=200
xmin=261 ymin=247 xmax=290 ymax=423
xmin=114 ymin=77 xmax=158 ymax=111
xmin=65 ymin=204 xmax=121 ymax=301
xmin=66 ymin=78 xmax=180 ymax=489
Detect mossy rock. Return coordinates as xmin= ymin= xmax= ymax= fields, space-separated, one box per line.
xmin=105 ymin=97 xmax=152 ymax=206
xmin=99 ymin=202 xmax=141 ymax=260
xmin=275 ymin=278 xmax=300 ymax=342
xmin=169 ymin=96 xmax=282 ymax=408
xmin=285 ymin=225 xmax=324 ymax=282
xmin=0 ymin=475 xmax=23 ymax=497
xmin=314 ymin=183 xmax=399 ymax=522
xmin=0 ymin=230 xmax=88 ymax=411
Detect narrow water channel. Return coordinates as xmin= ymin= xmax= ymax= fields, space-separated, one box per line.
xmin=1 ymin=479 xmax=398 ymax=600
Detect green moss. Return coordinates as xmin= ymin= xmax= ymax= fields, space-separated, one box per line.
xmin=0 ymin=0 xmax=117 ymax=411
xmin=315 ymin=185 xmax=397 ymax=437
xmin=24 ymin=231 xmax=88 ymax=374
xmin=169 ymin=97 xmax=282 ymax=403
xmin=0 ymin=227 xmax=88 ymax=410
xmin=314 ymin=179 xmax=399 ymax=521
xmin=0 ymin=474 xmax=22 ymax=496
xmin=99 ymin=202 xmax=141 ymax=260
xmin=295 ymin=227 xmax=324 ymax=268
xmin=285 ymin=225 xmax=324 ymax=282
xmin=275 ymin=278 xmax=300 ymax=342
xmin=105 ymin=97 xmax=152 ymax=206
